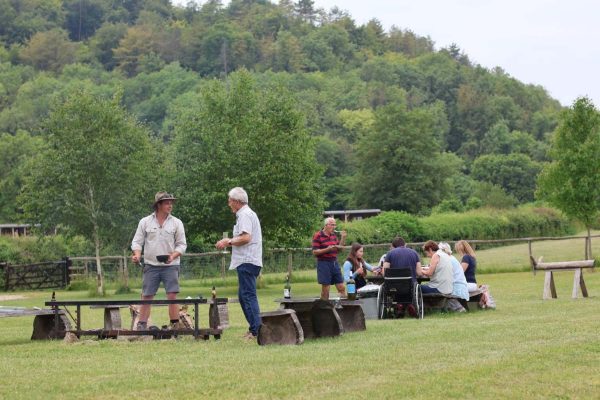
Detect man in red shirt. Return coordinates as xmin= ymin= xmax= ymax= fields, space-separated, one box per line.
xmin=312 ymin=217 xmax=347 ymax=300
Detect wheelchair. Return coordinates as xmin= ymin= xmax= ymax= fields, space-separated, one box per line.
xmin=376 ymin=268 xmax=424 ymax=319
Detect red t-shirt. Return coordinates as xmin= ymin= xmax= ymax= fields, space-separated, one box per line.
xmin=312 ymin=230 xmax=339 ymax=261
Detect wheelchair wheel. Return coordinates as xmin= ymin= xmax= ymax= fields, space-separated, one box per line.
xmin=377 ymin=284 xmax=386 ymax=319
xmin=413 ymin=283 xmax=424 ymax=319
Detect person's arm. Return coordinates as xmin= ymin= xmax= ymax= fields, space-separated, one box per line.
xmin=422 ymin=254 xmax=439 ymax=277
xmin=364 ymin=261 xmax=374 ymax=272
xmin=312 ymin=245 xmax=336 ymax=257
xmin=217 ymin=232 xmax=251 ymax=249
xmin=342 ymin=261 xmax=353 ymax=281
xmin=415 ymin=261 xmax=423 ymax=276
xmin=383 ymin=261 xmax=391 ymax=273
xmin=170 ymin=220 xmax=187 ymax=263
xmin=131 ymin=219 xmax=145 ymax=263
xmin=338 ymin=230 xmax=347 ymax=247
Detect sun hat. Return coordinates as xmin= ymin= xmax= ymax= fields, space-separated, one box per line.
xmin=153 ymin=191 xmax=177 ymax=207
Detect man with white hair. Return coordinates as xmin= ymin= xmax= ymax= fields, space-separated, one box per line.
xmin=216 ymin=187 xmax=262 ymax=341
xmin=312 ymin=217 xmax=347 ymax=300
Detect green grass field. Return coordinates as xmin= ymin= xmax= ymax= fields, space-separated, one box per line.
xmin=1 ymin=236 xmax=599 ymax=399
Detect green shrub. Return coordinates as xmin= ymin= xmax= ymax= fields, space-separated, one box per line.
xmin=421 ymin=206 xmax=574 ymax=241
xmin=341 ymin=211 xmax=424 ymax=244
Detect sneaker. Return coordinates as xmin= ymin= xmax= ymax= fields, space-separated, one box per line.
xmin=243 ymin=333 xmax=257 ymax=342
xmin=241 ymin=331 xmax=254 ymax=339
xmin=135 ymin=321 xmax=147 ymax=331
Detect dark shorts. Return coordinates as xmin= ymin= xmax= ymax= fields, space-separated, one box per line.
xmin=316 ymin=259 xmax=343 ymax=285
xmin=142 ymin=264 xmax=180 ymax=296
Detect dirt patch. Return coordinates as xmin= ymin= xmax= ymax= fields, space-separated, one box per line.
xmin=0 ymin=295 xmax=26 ymax=301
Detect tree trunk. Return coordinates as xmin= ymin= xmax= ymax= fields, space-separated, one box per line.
xmin=94 ymin=226 xmax=104 ymax=295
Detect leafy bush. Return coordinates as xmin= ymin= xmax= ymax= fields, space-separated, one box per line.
xmin=420 ymin=206 xmax=574 ymax=241
xmin=341 ymin=211 xmax=424 ymax=244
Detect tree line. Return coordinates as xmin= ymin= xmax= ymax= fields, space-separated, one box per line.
xmin=1 ymin=1 xmax=597 ymax=259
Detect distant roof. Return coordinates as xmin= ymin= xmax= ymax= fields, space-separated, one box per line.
xmin=323 ymin=209 xmax=381 ymax=215
xmin=0 ymin=224 xmax=32 ymax=228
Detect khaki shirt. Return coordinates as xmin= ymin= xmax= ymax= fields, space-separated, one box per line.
xmin=131 ymin=213 xmax=187 ymax=266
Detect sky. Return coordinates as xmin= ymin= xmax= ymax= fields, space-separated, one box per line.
xmin=311 ymin=0 xmax=599 ymax=107
xmin=175 ymin=0 xmax=600 ymax=107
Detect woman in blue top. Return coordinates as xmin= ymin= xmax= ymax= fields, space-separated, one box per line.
xmin=343 ymin=243 xmax=375 ymax=290
xmin=455 ymin=240 xmax=478 ymax=292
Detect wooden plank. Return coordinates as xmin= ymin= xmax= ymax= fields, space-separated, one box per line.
xmin=535 ymin=260 xmax=595 ymax=270
xmin=258 ymin=309 xmax=304 ymax=346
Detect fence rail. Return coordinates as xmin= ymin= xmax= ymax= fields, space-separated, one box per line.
xmin=1 ymin=234 xmax=597 ymax=290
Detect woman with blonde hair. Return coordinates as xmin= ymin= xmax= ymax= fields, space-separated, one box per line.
xmin=455 ymin=240 xmax=478 ymax=292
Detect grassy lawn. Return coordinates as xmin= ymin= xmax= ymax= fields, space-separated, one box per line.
xmin=1 ymin=266 xmax=599 ymax=399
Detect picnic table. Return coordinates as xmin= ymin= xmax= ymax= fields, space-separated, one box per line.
xmin=277 ymin=297 xmax=365 ymax=337
xmin=0 ymin=306 xmax=71 ymax=339
xmin=45 ymin=298 xmax=227 ymax=340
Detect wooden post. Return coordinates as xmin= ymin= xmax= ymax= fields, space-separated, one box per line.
xmin=122 ymin=253 xmax=129 ymax=289
xmin=287 ymin=250 xmax=293 ymax=277
xmin=543 ymin=271 xmax=557 ymax=299
xmin=572 ymin=268 xmax=588 ymax=298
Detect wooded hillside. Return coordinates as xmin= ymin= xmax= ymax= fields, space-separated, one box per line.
xmin=0 ymin=0 xmax=565 ymax=247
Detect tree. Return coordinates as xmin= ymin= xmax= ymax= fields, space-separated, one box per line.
xmin=19 ymin=89 xmax=158 ymax=294
xmin=353 ymin=101 xmax=460 ymax=214
xmin=19 ymin=29 xmax=78 ymax=72
xmin=537 ymin=97 xmax=600 ymax=258
xmin=0 ymin=130 xmax=44 ymax=221
xmin=472 ymin=153 xmax=542 ymax=203
xmin=172 ymin=70 xmax=324 ymax=247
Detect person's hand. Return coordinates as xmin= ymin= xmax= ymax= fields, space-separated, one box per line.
xmin=340 ymin=230 xmax=347 ymax=239
xmin=215 ymin=239 xmax=228 ymax=250
xmin=357 ymin=266 xmax=364 ymax=276
xmin=165 ymin=253 xmax=174 ymax=264
xmin=131 ymin=254 xmax=140 ymax=263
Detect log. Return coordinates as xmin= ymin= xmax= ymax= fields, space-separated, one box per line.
xmin=534 ymin=259 xmax=595 ymax=270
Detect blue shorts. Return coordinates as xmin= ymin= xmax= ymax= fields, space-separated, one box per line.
xmin=142 ymin=264 xmax=180 ymax=296
xmin=316 ymin=260 xmax=343 ymax=285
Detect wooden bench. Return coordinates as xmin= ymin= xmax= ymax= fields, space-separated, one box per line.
xmin=0 ymin=307 xmax=71 ymax=340
xmin=46 ymin=298 xmax=224 ymax=340
xmin=277 ymin=298 xmax=345 ymax=339
xmin=531 ymin=257 xmax=596 ymax=299
xmin=258 ymin=309 xmax=304 ymax=346
xmin=422 ymin=289 xmax=483 ymax=312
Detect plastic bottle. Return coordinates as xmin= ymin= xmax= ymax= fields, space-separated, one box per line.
xmin=347 ymin=275 xmax=356 ymax=300
xmin=284 ymin=274 xmax=291 ymax=299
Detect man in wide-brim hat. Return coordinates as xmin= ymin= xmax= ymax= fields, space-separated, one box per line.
xmin=131 ymin=191 xmax=187 ymax=330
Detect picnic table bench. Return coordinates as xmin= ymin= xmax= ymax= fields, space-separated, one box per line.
xmin=422 ymin=289 xmax=483 ymax=312
xmin=0 ymin=306 xmax=71 ymax=339
xmin=258 ymin=298 xmax=365 ymax=345
xmin=45 ymin=298 xmax=227 ymax=340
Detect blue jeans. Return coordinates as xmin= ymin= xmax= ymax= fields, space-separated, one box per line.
xmin=236 ymin=263 xmax=262 ymax=336
xmin=420 ymin=285 xmax=441 ymax=294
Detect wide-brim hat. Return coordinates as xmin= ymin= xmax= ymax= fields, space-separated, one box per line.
xmin=153 ymin=191 xmax=177 ymax=207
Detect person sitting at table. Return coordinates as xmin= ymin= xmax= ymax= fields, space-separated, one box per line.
xmin=455 ymin=240 xmax=478 ymax=292
xmin=439 ymin=242 xmax=469 ymax=301
xmin=382 ymin=237 xmax=424 ymax=282
xmin=342 ymin=243 xmax=375 ymax=289
xmin=420 ymin=240 xmax=453 ymax=295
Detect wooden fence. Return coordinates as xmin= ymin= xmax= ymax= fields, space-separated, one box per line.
xmin=64 ymin=233 xmax=599 ymax=284
xmin=1 ymin=234 xmax=595 ymax=290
